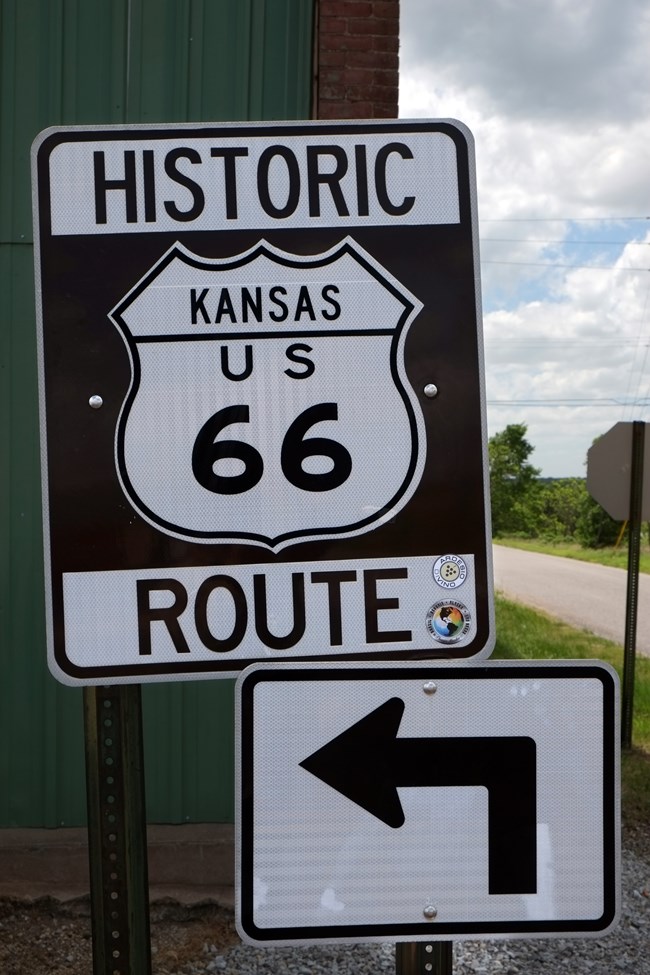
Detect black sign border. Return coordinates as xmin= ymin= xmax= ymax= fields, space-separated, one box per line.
xmin=237 ymin=663 xmax=619 ymax=944
xmin=33 ymin=119 xmax=494 ymax=682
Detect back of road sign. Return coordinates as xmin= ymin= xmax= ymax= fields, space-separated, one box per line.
xmin=236 ymin=660 xmax=620 ymax=946
xmin=32 ymin=119 xmax=493 ymax=684
xmin=587 ymin=421 xmax=650 ymax=521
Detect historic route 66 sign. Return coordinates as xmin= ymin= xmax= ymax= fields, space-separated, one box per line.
xmin=112 ymin=238 xmax=424 ymax=548
xmin=32 ymin=120 xmax=493 ymax=684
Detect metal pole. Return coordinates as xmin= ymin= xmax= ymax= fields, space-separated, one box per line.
xmin=83 ymin=684 xmax=152 ymax=974
xmin=396 ymin=941 xmax=453 ymax=974
xmin=622 ymin=420 xmax=645 ymax=749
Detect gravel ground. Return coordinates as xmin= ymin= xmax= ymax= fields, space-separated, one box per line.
xmin=1 ymin=825 xmax=648 ymax=975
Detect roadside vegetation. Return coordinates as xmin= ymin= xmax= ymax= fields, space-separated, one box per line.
xmin=489 ymin=423 xmax=628 ymax=548
xmin=495 ymin=535 xmax=650 ymax=574
xmin=488 ymin=424 xmax=650 ymax=826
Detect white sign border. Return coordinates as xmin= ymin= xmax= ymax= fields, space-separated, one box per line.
xmin=235 ymin=659 xmax=620 ymax=946
xmin=31 ymin=118 xmax=495 ymax=685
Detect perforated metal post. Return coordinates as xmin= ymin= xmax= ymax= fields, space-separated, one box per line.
xmin=622 ymin=420 xmax=645 ymax=749
xmin=396 ymin=942 xmax=453 ymax=974
xmin=84 ymin=685 xmax=152 ymax=974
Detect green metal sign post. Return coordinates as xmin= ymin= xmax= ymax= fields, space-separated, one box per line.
xmin=622 ymin=420 xmax=645 ymax=749
xmin=83 ymin=684 xmax=152 ymax=974
xmin=587 ymin=419 xmax=648 ymax=748
xmin=396 ymin=941 xmax=453 ymax=974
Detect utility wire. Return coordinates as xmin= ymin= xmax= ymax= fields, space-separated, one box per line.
xmin=481 ymin=216 xmax=650 ymax=222
xmin=478 ymin=219 xmax=650 ymax=416
xmin=623 ymin=277 xmax=650 ymax=421
xmin=488 ymin=399 xmax=650 ymax=407
xmin=481 ymin=260 xmax=648 ymax=270
xmin=481 ymin=237 xmax=649 ymax=245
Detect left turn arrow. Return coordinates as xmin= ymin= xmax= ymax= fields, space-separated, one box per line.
xmin=300 ymin=696 xmax=537 ymax=895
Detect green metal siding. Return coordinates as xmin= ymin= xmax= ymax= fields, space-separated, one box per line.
xmin=0 ymin=0 xmax=314 ymax=827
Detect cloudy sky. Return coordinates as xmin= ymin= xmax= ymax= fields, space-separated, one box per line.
xmin=399 ymin=0 xmax=650 ymax=477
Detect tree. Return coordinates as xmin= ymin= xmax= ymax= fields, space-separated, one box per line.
xmin=529 ymin=477 xmax=587 ymax=540
xmin=488 ymin=424 xmax=541 ymax=536
xmin=575 ymin=495 xmax=622 ymax=548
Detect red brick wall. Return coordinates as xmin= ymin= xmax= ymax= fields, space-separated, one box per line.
xmin=314 ymin=0 xmax=400 ymax=119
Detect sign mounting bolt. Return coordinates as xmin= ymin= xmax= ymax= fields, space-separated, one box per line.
xmin=423 ymin=383 xmax=438 ymax=399
xmin=89 ymin=395 xmax=103 ymax=409
xmin=423 ymin=681 xmax=437 ymax=695
xmin=423 ymin=904 xmax=438 ymax=919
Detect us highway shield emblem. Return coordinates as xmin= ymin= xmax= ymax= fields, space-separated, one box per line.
xmin=109 ymin=237 xmax=425 ymax=550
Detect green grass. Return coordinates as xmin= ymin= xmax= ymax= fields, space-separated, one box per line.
xmin=494 ymin=594 xmax=650 ymax=827
xmin=494 ymin=536 xmax=650 ymax=574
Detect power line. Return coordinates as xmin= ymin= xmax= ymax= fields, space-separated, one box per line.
xmin=481 ymin=237 xmax=649 ymax=246
xmin=481 ymin=216 xmax=650 ymax=222
xmin=481 ymin=260 xmax=648 ymax=270
xmin=488 ymin=398 xmax=650 ymax=407
xmin=477 ymin=218 xmax=650 ymax=417
xmin=623 ymin=277 xmax=650 ymax=422
xmin=486 ymin=342 xmax=650 ymax=348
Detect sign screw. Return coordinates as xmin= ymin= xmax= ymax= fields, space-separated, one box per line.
xmin=423 ymin=383 xmax=438 ymax=398
xmin=423 ymin=904 xmax=438 ymax=919
xmin=89 ymin=395 xmax=104 ymax=409
xmin=423 ymin=681 xmax=437 ymax=695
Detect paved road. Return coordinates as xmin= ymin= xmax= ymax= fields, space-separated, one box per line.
xmin=492 ymin=545 xmax=650 ymax=656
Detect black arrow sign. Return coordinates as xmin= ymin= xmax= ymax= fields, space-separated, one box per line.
xmin=300 ymin=696 xmax=537 ymax=895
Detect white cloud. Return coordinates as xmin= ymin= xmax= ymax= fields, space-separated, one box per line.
xmin=401 ymin=0 xmax=650 ymax=123
xmin=399 ymin=0 xmax=650 ymax=475
xmin=483 ymin=234 xmax=650 ymax=473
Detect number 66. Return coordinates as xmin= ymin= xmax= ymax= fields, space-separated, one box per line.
xmin=192 ymin=402 xmax=353 ymax=495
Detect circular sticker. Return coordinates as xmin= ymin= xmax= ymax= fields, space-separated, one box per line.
xmin=432 ymin=554 xmax=467 ymax=589
xmin=426 ymin=600 xmax=472 ymax=644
